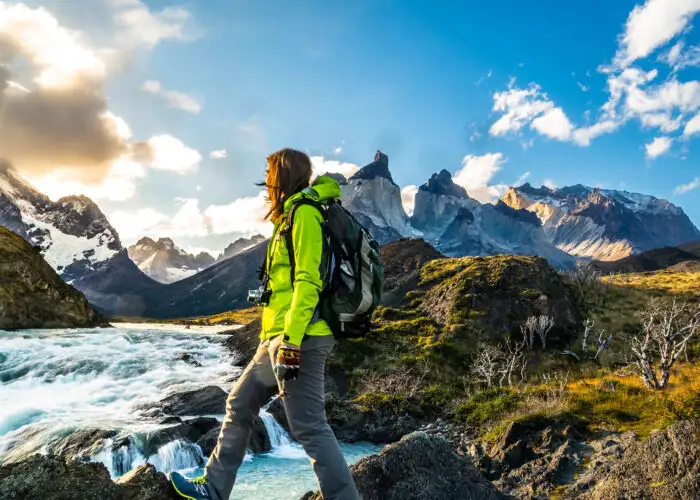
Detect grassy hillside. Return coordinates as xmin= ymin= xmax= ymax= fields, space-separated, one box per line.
xmin=196 ymin=244 xmax=700 ymax=444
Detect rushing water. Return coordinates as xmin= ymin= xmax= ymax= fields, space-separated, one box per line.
xmin=0 ymin=324 xmax=381 ymax=499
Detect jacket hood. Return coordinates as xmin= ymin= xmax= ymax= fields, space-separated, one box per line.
xmin=284 ymin=175 xmax=341 ymax=214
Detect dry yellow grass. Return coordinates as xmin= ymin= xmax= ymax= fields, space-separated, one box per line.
xmin=162 ymin=307 xmax=261 ymax=326
xmin=603 ymin=271 xmax=700 ymax=296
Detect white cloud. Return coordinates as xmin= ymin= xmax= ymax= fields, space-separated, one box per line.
xmin=640 ymin=112 xmax=683 ymax=132
xmin=660 ymin=41 xmax=700 ymax=71
xmin=0 ymin=2 xmax=106 ymax=89
xmin=141 ymin=79 xmax=202 ymax=114
xmin=203 ymin=191 xmax=272 ymax=237
xmin=109 ymin=191 xmax=272 ymax=245
xmin=675 ymin=177 xmax=700 ymax=194
xmin=645 ymin=136 xmax=673 ymax=158
xmin=453 ymin=153 xmax=509 ymax=203
xmin=615 ymin=0 xmax=700 ymax=67
xmin=210 ymin=149 xmax=228 ymax=159
xmin=112 ymin=0 xmax=194 ymax=48
xmin=332 ymin=146 xmax=343 ymax=155
xmin=683 ymin=111 xmax=700 ymax=135
xmin=400 ymin=185 xmax=418 ymax=216
xmin=532 ymin=107 xmax=574 ymax=140
xmin=489 ymin=84 xmax=554 ymax=136
xmin=543 ymin=179 xmax=558 ymax=190
xmin=109 ymin=207 xmax=169 ymax=242
xmin=26 ymin=157 xmax=147 ymax=202
xmin=490 ymin=83 xmax=574 ymax=142
xmin=577 ymin=82 xmax=590 ymax=92
xmin=310 ymin=156 xmax=359 ymax=179
xmin=513 ymin=171 xmax=531 ymax=187
xmin=144 ymin=135 xmax=201 ymax=174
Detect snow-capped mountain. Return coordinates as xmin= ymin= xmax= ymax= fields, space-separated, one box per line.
xmin=340 ymin=151 xmax=415 ymax=244
xmin=0 ymin=160 xmax=121 ymax=281
xmin=410 ymin=169 xmax=575 ymax=269
xmin=218 ymin=234 xmax=266 ymax=262
xmin=128 ymin=237 xmax=216 ymax=284
xmin=501 ymin=183 xmax=700 ymax=261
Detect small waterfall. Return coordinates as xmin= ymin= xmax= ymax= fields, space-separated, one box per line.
xmin=259 ymin=409 xmax=292 ymax=449
xmin=259 ymin=408 xmax=306 ymax=459
xmin=147 ymin=439 xmax=204 ymax=473
xmin=90 ymin=438 xmax=146 ymax=479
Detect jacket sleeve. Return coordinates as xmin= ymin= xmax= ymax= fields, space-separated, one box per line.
xmin=283 ymin=204 xmax=325 ymax=346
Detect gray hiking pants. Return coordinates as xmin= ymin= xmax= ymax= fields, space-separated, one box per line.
xmin=205 ymin=335 xmax=360 ymax=500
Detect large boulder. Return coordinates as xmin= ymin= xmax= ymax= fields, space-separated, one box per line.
xmin=158 ymin=386 xmax=228 ymax=416
xmin=379 ymin=239 xmax=443 ymax=307
xmin=0 ymin=455 xmax=178 ymax=500
xmin=301 ymin=432 xmax=508 ymax=500
xmin=222 ymin=318 xmax=262 ymax=366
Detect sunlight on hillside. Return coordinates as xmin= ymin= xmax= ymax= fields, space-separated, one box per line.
xmin=604 ymin=271 xmax=700 ymax=296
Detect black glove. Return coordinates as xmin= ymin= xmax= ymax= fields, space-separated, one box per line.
xmin=274 ymin=342 xmax=301 ymax=381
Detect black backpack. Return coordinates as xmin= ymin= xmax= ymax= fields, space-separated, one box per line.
xmin=283 ymin=198 xmax=384 ymax=338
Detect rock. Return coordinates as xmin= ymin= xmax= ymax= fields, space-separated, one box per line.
xmin=141 ymin=423 xmax=203 ymax=458
xmin=222 ymin=318 xmax=262 ymax=366
xmin=196 ymin=427 xmax=220 ymax=457
xmin=115 ymin=464 xmax=180 ymax=499
xmin=185 ymin=417 xmax=220 ymax=436
xmin=267 ymin=397 xmax=291 ymax=434
xmin=159 ymin=416 xmax=183 ymax=425
xmin=51 ymin=428 xmax=118 ymax=461
xmin=0 ymin=226 xmax=105 ymax=330
xmin=195 ymin=417 xmax=270 ymax=457
xmin=249 ymin=416 xmax=272 ymax=454
xmin=326 ymin=396 xmax=421 ymax=444
xmin=0 ymin=455 xmax=179 ymax=499
xmin=178 ymin=352 xmax=203 ymax=368
xmin=561 ymin=420 xmax=700 ymax=499
xmin=158 ymin=386 xmax=227 ymax=416
xmin=301 ymin=432 xmax=508 ymax=500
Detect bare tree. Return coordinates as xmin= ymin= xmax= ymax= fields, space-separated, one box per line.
xmin=630 ymin=298 xmax=700 ymax=390
xmin=582 ymin=318 xmax=594 ymax=351
xmin=499 ymin=338 xmax=527 ymax=387
xmin=581 ymin=318 xmax=613 ymax=362
xmin=521 ymin=315 xmax=555 ymax=350
xmin=472 ymin=344 xmax=503 ymax=389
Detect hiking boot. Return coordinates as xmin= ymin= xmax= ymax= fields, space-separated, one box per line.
xmin=169 ymin=472 xmax=212 ymax=500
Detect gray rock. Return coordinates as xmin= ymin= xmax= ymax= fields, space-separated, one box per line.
xmin=0 ymin=455 xmax=178 ymax=500
xmin=561 ymin=420 xmax=700 ymax=499
xmin=301 ymin=432 xmax=509 ymax=500
xmin=222 ymin=318 xmax=262 ymax=366
xmin=196 ymin=417 xmax=270 ymax=457
xmin=158 ymin=385 xmax=227 ymax=416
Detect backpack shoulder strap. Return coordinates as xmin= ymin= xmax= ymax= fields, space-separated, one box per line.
xmin=283 ymin=198 xmax=326 ymax=286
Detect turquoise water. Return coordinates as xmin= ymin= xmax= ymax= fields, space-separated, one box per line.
xmin=0 ymin=325 xmax=381 ymax=499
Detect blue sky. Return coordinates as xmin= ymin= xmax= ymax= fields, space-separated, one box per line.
xmin=1 ymin=0 xmax=699 ymax=254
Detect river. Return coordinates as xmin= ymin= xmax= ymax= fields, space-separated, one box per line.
xmin=0 ymin=324 xmax=380 ymax=499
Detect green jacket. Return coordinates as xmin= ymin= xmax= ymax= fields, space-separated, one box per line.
xmin=260 ymin=175 xmax=339 ymax=346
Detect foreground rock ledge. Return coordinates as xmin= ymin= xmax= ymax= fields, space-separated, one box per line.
xmin=301 ymin=432 xmax=508 ymax=500
xmin=0 ymin=455 xmax=178 ymax=500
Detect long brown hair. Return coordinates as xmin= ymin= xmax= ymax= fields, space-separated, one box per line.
xmin=263 ymin=148 xmax=312 ymax=223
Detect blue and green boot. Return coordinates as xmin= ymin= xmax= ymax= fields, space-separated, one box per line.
xmin=169 ymin=472 xmax=212 ymax=500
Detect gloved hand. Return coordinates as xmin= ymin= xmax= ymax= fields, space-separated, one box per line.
xmin=274 ymin=341 xmax=301 ymax=381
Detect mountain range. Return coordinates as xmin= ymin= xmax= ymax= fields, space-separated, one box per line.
xmin=0 ymin=153 xmax=698 ymax=318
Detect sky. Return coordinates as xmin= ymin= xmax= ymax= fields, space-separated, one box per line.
xmin=0 ymin=0 xmax=699 ymax=256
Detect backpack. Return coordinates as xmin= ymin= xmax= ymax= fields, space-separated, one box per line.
xmin=283 ymin=198 xmax=384 ymax=338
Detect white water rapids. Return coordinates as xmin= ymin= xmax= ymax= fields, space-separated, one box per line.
xmin=0 ymin=324 xmax=379 ymax=499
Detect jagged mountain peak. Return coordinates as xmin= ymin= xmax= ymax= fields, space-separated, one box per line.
xmin=219 ymin=234 xmax=267 ymax=261
xmin=135 ymin=236 xmax=157 ymax=247
xmin=420 ymin=170 xmax=467 ymax=199
xmin=349 ymin=150 xmax=395 ymax=185
xmin=127 ymin=236 xmax=215 ymax=284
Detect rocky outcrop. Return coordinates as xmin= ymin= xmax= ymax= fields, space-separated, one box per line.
xmin=379 ymin=238 xmax=443 ymax=307
xmin=0 ymin=455 xmax=178 ymax=500
xmin=0 ymin=226 xmax=104 ymax=329
xmin=561 ymin=420 xmax=700 ymax=500
xmin=218 ymin=234 xmax=266 ymax=261
xmin=128 ymin=237 xmax=216 ymax=284
xmin=222 ymin=317 xmax=263 ymax=366
xmin=302 ymin=432 xmax=509 ymax=500
xmin=591 ymin=245 xmax=700 ymax=273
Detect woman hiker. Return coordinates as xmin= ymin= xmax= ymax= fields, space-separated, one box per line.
xmin=169 ymin=148 xmax=360 ymax=500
